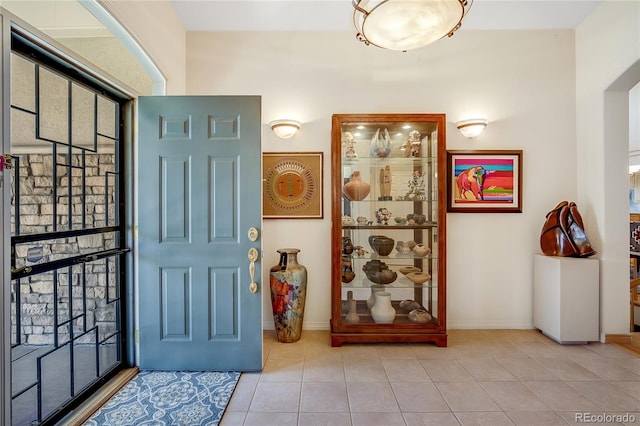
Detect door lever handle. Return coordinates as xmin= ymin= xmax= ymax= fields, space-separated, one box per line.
xmin=248 ymin=247 xmax=259 ymax=293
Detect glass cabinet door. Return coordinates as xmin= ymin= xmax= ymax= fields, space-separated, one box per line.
xmin=330 ymin=114 xmax=447 ymax=347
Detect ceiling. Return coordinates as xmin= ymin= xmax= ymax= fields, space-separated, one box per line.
xmin=171 ymin=0 xmax=604 ymax=32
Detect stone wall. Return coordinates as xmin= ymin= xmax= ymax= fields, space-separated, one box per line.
xmin=11 ymin=153 xmax=119 ymax=346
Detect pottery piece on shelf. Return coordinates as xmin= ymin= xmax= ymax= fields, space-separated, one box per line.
xmin=356 ymin=216 xmax=368 ymax=225
xmin=395 ymin=241 xmax=413 ymax=254
xmin=366 ymin=268 xmax=397 ymax=285
xmin=414 ymin=214 xmax=426 ymax=225
xmin=398 ymin=266 xmax=421 ymax=275
xmin=367 ymin=284 xmax=386 ymax=310
xmin=405 ymin=272 xmax=431 ymax=285
xmin=371 ymin=291 xmax=396 ymax=324
xmin=394 ymin=216 xmax=407 ymax=225
xmin=412 ymin=244 xmax=431 ymax=257
xmin=399 ymin=299 xmax=422 ymax=312
xmin=342 ymin=236 xmax=354 ymax=255
xmin=408 ymin=308 xmax=432 ymax=323
xmin=362 ymin=259 xmax=388 ymax=274
xmin=341 ymin=260 xmax=355 ymax=283
xmin=368 ymin=235 xmax=394 ymax=256
xmin=342 ymin=215 xmax=356 ymax=226
xmin=406 ymin=240 xmax=417 ymax=250
xmin=375 ymin=207 xmax=392 ymax=225
xmin=345 ymin=299 xmax=360 ymax=323
xmin=342 ymin=171 xmax=371 ymax=201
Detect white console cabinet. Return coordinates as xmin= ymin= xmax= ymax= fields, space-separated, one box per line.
xmin=533 ymin=254 xmax=599 ymax=344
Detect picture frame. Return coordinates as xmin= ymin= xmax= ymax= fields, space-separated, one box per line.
xmin=263 ymin=152 xmax=323 ymax=219
xmin=447 ymin=150 xmax=523 ymax=213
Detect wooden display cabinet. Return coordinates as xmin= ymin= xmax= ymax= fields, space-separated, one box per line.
xmin=330 ymin=113 xmax=447 ymax=347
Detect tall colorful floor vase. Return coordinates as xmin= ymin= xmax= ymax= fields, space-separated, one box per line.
xmin=269 ymin=248 xmax=307 ymax=343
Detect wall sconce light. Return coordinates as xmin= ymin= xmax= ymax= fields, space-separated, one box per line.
xmin=269 ymin=119 xmax=301 ymax=139
xmin=456 ymin=118 xmax=488 ymax=138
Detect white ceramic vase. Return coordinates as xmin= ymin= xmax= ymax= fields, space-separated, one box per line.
xmin=367 ymin=284 xmax=385 ymax=310
xmin=371 ymin=291 xmax=396 ymax=324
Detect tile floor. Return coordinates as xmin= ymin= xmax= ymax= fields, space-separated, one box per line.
xmin=221 ymin=329 xmax=640 ymax=426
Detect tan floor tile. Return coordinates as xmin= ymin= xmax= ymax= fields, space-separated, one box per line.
xmin=351 ymin=412 xmax=406 ymax=425
xmin=261 ymin=357 xmax=304 ymax=382
xmin=339 ymin=344 xmax=380 ymax=360
xmin=219 ymin=411 xmax=246 ymax=426
xmin=497 ymin=358 xmax=558 ymax=381
xmin=382 ymin=359 xmax=430 ymax=382
xmin=619 ymin=358 xmax=640 ymax=375
xmin=226 ymin=379 xmax=257 ymax=412
xmin=297 ymin=412 xmax=352 ymax=425
xmin=391 ymin=382 xmax=450 ymax=412
xmin=454 ymin=411 xmax=514 ymax=425
xmin=512 ymin=341 xmax=566 ymax=358
xmin=567 ymin=381 xmax=640 ymax=411
xmin=300 ymin=382 xmax=349 ymax=413
xmin=346 ymin=382 xmax=400 ymax=412
xmin=303 ymin=357 xmax=345 ymax=382
xmin=458 ymin=358 xmax=516 ymax=381
xmin=505 ymin=411 xmax=567 ymax=425
xmin=412 ymin=345 xmax=456 ymax=360
xmin=267 ymin=341 xmax=306 ymax=360
xmin=376 ymin=344 xmax=418 ymax=359
xmin=344 ymin=358 xmax=388 ymax=382
xmin=225 ymin=330 xmax=638 ymax=424
xmin=584 ymin=342 xmax=639 ymax=358
xmin=243 ymin=411 xmax=298 ymax=426
xmin=403 ymin=412 xmax=460 ymax=426
xmin=535 ymin=358 xmax=602 ymax=381
xmin=479 ymin=381 xmax=550 ymax=411
xmin=249 ymin=381 xmax=301 ymax=412
xmin=578 ymin=357 xmax=640 ymax=381
xmin=524 ymin=381 xmax=600 ymax=411
xmin=421 ymin=359 xmax=474 ymax=382
xmin=611 ymin=380 xmax=640 ymax=400
xmin=435 ymin=382 xmax=500 ymax=411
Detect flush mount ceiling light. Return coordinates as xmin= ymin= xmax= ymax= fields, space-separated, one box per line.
xmin=456 ymin=118 xmax=488 ymax=138
xmin=353 ymin=0 xmax=473 ymax=51
xmin=269 ymin=119 xmax=301 ymax=139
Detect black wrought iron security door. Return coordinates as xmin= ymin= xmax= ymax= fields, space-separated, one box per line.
xmin=9 ymin=31 xmax=129 ymax=425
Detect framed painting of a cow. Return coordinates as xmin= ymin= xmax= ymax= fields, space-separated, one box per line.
xmin=446 ymin=150 xmax=522 ymax=213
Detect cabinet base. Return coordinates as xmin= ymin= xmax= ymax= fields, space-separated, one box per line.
xmin=330 ymin=332 xmax=447 ymax=347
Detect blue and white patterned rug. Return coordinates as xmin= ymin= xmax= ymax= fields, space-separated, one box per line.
xmin=84 ymin=371 xmax=240 ymax=426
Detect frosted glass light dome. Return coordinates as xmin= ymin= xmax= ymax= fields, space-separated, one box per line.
xmin=353 ymin=0 xmax=473 ymax=51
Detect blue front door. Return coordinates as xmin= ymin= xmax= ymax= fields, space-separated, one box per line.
xmin=137 ymin=96 xmax=262 ymax=371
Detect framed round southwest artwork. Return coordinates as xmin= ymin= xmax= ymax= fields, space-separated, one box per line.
xmin=263 ymin=152 xmax=323 ymax=219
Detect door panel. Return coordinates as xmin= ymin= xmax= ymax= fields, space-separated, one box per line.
xmin=138 ymin=96 xmax=262 ymax=371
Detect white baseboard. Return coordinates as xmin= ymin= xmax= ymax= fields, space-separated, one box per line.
xmin=263 ymin=320 xmax=535 ymax=331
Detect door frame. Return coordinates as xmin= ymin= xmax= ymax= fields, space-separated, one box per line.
xmin=0 ymin=10 xmax=138 ymax=424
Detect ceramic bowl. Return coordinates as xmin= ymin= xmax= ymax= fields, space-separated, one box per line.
xmin=399 ymin=299 xmax=422 ymax=312
xmin=366 ymin=269 xmax=397 ymax=285
xmin=408 ymin=308 xmax=432 ymax=323
xmin=398 ymin=266 xmax=421 ymax=275
xmin=405 ymin=272 xmax=431 ymax=285
xmin=412 ymin=244 xmax=431 ymax=257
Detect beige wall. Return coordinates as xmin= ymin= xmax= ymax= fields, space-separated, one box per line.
xmin=99 ymin=0 xmax=186 ymax=94
xmin=576 ymin=0 xmax=640 ymax=337
xmin=186 ymin=29 xmax=579 ymax=330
